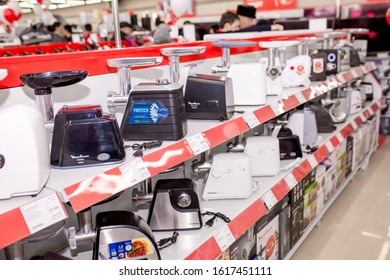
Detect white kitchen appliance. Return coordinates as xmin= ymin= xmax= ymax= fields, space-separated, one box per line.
xmin=202 ymin=153 xmax=259 ymax=200
xmin=287 ymin=107 xmax=318 ymax=146
xmin=244 ymin=136 xmax=280 ymax=177
xmin=212 ymin=40 xmax=267 ymax=105
xmin=281 ymin=55 xmax=312 ymax=87
xmin=0 ymin=104 xmax=50 ymax=199
xmin=347 ymin=87 xmax=363 ymax=115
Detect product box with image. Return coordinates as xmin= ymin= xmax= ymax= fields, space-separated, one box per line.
xmin=315 ymin=164 xmax=326 ymax=213
xmin=278 ymin=205 xmax=291 ymax=260
xmin=290 ymin=197 xmax=304 ymax=248
xmin=323 ymin=163 xmax=338 ymax=202
xmin=289 ymin=182 xmax=303 ymax=207
xmin=351 ymin=129 xmax=363 ymax=172
xmin=302 ymin=169 xmax=316 ymax=190
xmin=229 ymin=225 xmax=256 ymax=260
xmin=346 ymin=135 xmax=354 ymax=178
xmin=303 ymin=181 xmax=319 ymax=229
xmin=336 ymin=140 xmax=347 ymax=189
xmin=255 ymin=215 xmax=279 ymax=260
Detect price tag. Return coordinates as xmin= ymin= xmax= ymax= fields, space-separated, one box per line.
xmin=360 ymin=114 xmax=367 ymax=122
xmin=186 ymin=133 xmax=210 ymax=156
xmin=270 ymin=102 xmax=285 ymax=116
xmin=243 ymin=112 xmax=260 ymax=129
xmin=307 ymin=155 xmax=318 ymax=169
xmin=367 ymin=107 xmax=374 ymax=115
xmin=262 ymin=190 xmax=278 ymax=210
xmin=20 ymin=193 xmax=67 ymax=235
xmin=351 ymin=120 xmax=358 ymax=130
xmin=285 ymin=173 xmax=298 ymax=190
xmin=325 ymin=141 xmax=335 ymax=153
xmin=214 ymin=225 xmax=235 ymax=252
xmin=351 ymin=69 xmax=358 ymax=78
xmin=336 ymin=74 xmax=346 ymax=84
xmin=361 ymin=66 xmax=368 ymax=74
xmin=336 ymin=132 xmax=344 ymax=143
xmin=119 ymin=158 xmax=151 ymax=187
xmin=295 ymin=92 xmax=307 ymax=104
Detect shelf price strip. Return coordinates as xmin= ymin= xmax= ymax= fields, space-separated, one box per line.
xmin=284 ymin=173 xmax=298 ymax=190
xmin=307 ymin=155 xmax=318 ymax=169
xmin=262 ymin=190 xmax=278 ymax=210
xmin=20 ymin=193 xmax=68 ymax=235
xmin=186 ymin=133 xmax=210 ymax=156
xmin=119 ymin=158 xmax=151 ymax=187
xmin=295 ymin=91 xmax=307 ymax=104
xmin=270 ymin=102 xmax=285 ymax=116
xmin=336 ymin=132 xmax=344 ymax=144
xmin=243 ymin=112 xmax=261 ymax=129
xmin=213 ymin=225 xmax=235 ymax=253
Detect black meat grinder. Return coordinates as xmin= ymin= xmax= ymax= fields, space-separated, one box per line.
xmin=20 ymin=70 xmax=126 ymax=168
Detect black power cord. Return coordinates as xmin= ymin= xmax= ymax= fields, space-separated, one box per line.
xmin=202 ymin=211 xmax=231 ymax=227
xmin=124 ymin=140 xmax=163 ymax=157
xmin=157 ymin=231 xmax=179 ymax=250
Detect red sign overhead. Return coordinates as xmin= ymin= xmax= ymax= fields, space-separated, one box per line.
xmin=243 ymin=0 xmax=296 ymax=11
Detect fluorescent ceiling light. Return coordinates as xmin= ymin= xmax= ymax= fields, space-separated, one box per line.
xmin=19 ymin=2 xmax=35 ymax=8
xmin=86 ymin=0 xmax=102 ymax=4
xmin=50 ymin=0 xmax=67 ymax=3
xmin=57 ymin=3 xmax=70 ymax=8
xmin=21 ymin=8 xmax=32 ymax=14
xmin=49 ymin=4 xmax=58 ymax=9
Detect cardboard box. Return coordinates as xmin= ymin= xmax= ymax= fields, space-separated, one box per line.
xmin=302 ymin=169 xmax=316 ymax=189
xmin=346 ymin=135 xmax=354 ymax=178
xmin=303 ymin=181 xmax=319 ymax=229
xmin=324 ymin=164 xmax=338 ymax=201
xmin=290 ymin=198 xmax=304 ymax=248
xmin=278 ymin=205 xmax=291 ymax=260
xmin=289 ymin=182 xmax=304 ymax=207
xmin=229 ymin=225 xmax=256 ymax=260
xmin=336 ymin=140 xmax=347 ymax=189
xmin=351 ymin=129 xmax=362 ymax=172
xmin=255 ymin=215 xmax=279 ymax=260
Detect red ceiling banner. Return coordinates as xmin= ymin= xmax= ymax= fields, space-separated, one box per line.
xmin=243 ymin=0 xmax=297 ymax=11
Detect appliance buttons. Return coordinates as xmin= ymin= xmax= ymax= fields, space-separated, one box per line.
xmin=177 ymin=193 xmax=191 ymax=208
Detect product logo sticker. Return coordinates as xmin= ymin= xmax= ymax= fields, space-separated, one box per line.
xmin=128 ymin=100 xmax=169 ymax=124
xmin=107 ymin=238 xmax=153 ymax=260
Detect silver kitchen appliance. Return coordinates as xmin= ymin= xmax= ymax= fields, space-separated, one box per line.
xmin=147 ymin=178 xmax=202 ymax=231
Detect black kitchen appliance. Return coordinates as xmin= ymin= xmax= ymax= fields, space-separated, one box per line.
xmin=147 ymin=178 xmax=202 ymax=231
xmin=184 ymin=74 xmax=234 ymax=121
xmin=308 ymin=102 xmax=336 ymax=133
xmin=51 ymin=105 xmax=126 ymax=168
xmin=93 ymin=211 xmax=161 ymax=260
xmin=121 ymin=80 xmax=187 ymax=141
xmin=276 ymin=126 xmax=303 ymax=160
xmin=310 ymin=52 xmax=327 ymax=81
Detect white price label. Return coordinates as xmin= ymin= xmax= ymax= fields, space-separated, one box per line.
xmin=361 ymin=114 xmax=367 ymax=122
xmin=243 ymin=112 xmax=260 ymax=129
xmin=270 ymin=102 xmax=285 ymax=116
xmin=214 ymin=225 xmax=235 ymax=252
xmin=119 ymin=158 xmax=151 ymax=186
xmin=295 ymin=92 xmax=307 ymax=104
xmin=325 ymin=141 xmax=335 ymax=153
xmin=351 ymin=120 xmax=358 ymax=130
xmin=187 ymin=133 xmax=210 ymax=156
xmin=20 ymin=193 xmax=67 ymax=235
xmin=336 ymin=74 xmax=346 ymax=84
xmin=336 ymin=132 xmax=344 ymax=143
xmin=368 ymin=107 xmax=374 ymax=115
xmin=262 ymin=190 xmax=278 ymax=210
xmin=351 ymin=70 xmax=358 ymax=78
xmin=361 ymin=66 xmax=368 ymax=74
xmin=285 ymin=173 xmax=298 ymax=190
xmin=307 ymin=155 xmax=318 ymax=169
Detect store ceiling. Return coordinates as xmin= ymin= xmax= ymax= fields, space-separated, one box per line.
xmin=9 ymin=0 xmax=112 ymax=13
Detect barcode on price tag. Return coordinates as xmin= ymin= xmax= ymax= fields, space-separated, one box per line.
xmin=295 ymin=92 xmax=307 ymax=104
xmin=307 ymin=155 xmax=318 ymax=169
xmin=368 ymin=107 xmax=374 ymax=115
xmin=351 ymin=120 xmax=358 ymax=130
xmin=262 ymin=190 xmax=278 ymax=209
xmin=270 ymin=102 xmax=285 ymax=116
xmin=336 ymin=132 xmax=344 ymax=143
xmin=214 ymin=225 xmax=235 ymax=252
xmin=285 ymin=173 xmax=298 ymax=190
xmin=325 ymin=141 xmax=335 ymax=153
xmin=243 ymin=112 xmax=260 ymax=129
xmin=186 ymin=133 xmax=210 ymax=156
xmin=119 ymin=158 xmax=151 ymax=186
xmin=20 ymin=193 xmax=67 ymax=235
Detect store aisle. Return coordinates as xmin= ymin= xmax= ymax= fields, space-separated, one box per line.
xmin=292 ymin=138 xmax=390 ymax=260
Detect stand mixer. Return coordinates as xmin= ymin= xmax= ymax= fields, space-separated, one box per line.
xmin=211 ymin=40 xmax=267 ymax=106
xmin=20 ymin=71 xmax=126 ymax=169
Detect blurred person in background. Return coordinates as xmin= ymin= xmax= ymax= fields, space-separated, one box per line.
xmin=51 ymin=22 xmax=68 ymax=42
xmin=153 ymin=19 xmax=172 ymax=44
xmin=236 ymin=5 xmax=283 ymax=32
xmin=219 ymin=11 xmax=240 ymax=32
xmin=119 ymin=21 xmax=137 ymax=47
xmin=63 ymin=24 xmax=73 ymax=42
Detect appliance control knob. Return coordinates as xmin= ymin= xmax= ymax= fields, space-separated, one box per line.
xmin=156 ymin=79 xmax=170 ymax=85
xmin=177 ymin=193 xmax=191 ymax=208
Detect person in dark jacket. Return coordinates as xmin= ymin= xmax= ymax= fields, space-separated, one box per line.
xmin=235 ymin=5 xmax=283 ymax=32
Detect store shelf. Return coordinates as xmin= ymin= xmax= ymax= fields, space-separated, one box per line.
xmin=179 ymin=99 xmax=382 ymax=260
xmin=284 ymin=143 xmax=376 ymax=260
xmin=0 ymin=62 xmax=378 ymax=250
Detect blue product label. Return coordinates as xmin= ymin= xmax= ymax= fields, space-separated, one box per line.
xmin=128 ymin=100 xmax=169 ymax=124
xmin=108 ymin=240 xmax=133 ymax=260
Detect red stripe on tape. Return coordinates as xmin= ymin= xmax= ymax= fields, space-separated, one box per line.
xmin=292 ymin=160 xmax=312 ymax=182
xmin=280 ymin=95 xmax=299 ymax=112
xmin=185 ymin=237 xmax=222 ymax=260
xmin=343 ymin=72 xmax=354 ymax=82
xmin=0 ymin=208 xmax=30 ymax=249
xmin=371 ymin=103 xmax=379 ymax=112
xmin=253 ymin=105 xmax=277 ymax=123
xmin=228 ymin=199 xmax=267 ymax=239
xmin=355 ymin=116 xmax=363 ymax=126
xmin=301 ymin=88 xmax=313 ymax=100
xmin=341 ymin=124 xmax=353 ymax=138
xmin=355 ymin=67 xmax=364 ymax=77
xmin=271 ymin=180 xmax=291 ymax=201
xmin=313 ymin=145 xmax=329 ymax=163
xmin=143 ymin=140 xmax=193 ymax=176
xmin=202 ymin=118 xmax=248 ymax=148
xmin=330 ymin=136 xmax=340 ymax=147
